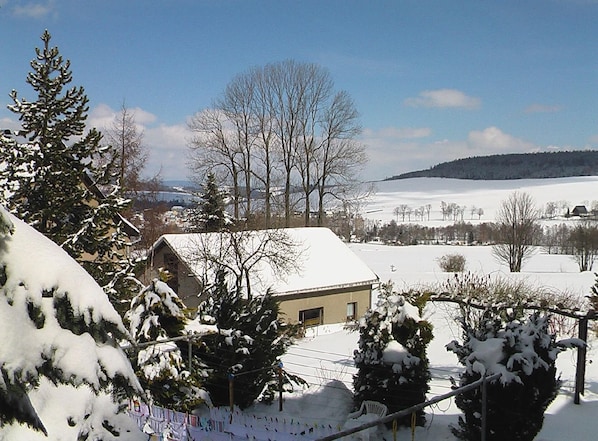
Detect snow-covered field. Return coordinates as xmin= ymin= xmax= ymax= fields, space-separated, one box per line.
xmin=243 ymin=177 xmax=598 ymax=440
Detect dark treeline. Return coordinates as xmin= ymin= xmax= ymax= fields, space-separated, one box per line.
xmin=371 ymin=220 xmax=593 ymax=257
xmin=387 ymin=150 xmax=598 ymax=180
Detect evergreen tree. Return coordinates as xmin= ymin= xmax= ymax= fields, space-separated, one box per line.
xmin=196 ymin=270 xmax=302 ymax=408
xmin=0 ymin=30 xmax=137 ymax=312
xmin=0 ymin=206 xmax=143 ymax=439
xmin=188 ymin=172 xmax=232 ymax=232
xmin=353 ymin=282 xmax=433 ymax=427
xmin=447 ymin=308 xmax=567 ymax=441
xmin=125 ymin=279 xmax=207 ymax=412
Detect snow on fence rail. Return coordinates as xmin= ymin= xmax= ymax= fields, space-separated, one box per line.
xmin=127 ymin=400 xmax=341 ymax=441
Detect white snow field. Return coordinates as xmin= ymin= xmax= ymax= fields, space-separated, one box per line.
xmin=239 ymin=177 xmax=598 ymax=441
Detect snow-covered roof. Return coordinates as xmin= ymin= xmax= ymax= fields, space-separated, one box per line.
xmin=153 ymin=227 xmax=378 ymax=296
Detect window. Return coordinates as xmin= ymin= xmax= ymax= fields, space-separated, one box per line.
xmin=346 ymin=302 xmax=357 ymax=321
xmin=299 ymin=308 xmax=323 ymax=327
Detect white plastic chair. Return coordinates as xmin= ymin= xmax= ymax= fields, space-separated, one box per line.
xmin=347 ymin=400 xmax=388 ymax=420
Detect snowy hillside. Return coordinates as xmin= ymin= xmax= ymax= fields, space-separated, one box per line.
xmin=364 ymin=176 xmax=598 ymax=223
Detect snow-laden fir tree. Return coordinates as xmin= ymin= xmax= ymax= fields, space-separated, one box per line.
xmin=196 ymin=270 xmax=302 ymax=409
xmin=0 ymin=206 xmax=143 ymax=440
xmin=446 ymin=307 xmax=576 ymax=441
xmin=187 ymin=172 xmax=232 ymax=233
xmin=0 ymin=30 xmax=138 ymax=312
xmin=353 ymin=282 xmax=433 ymax=426
xmin=125 ymin=278 xmax=209 ymax=412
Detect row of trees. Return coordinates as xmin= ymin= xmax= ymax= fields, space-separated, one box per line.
xmin=379 ymin=192 xmax=598 ymax=272
xmin=187 ymin=60 xmax=368 ymax=228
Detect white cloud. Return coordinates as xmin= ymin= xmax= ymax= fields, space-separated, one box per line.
xmin=88 ymin=104 xmax=188 ymax=181
xmin=360 ymin=125 xmax=540 ymax=180
xmin=362 ymin=126 xmax=431 ymax=140
xmin=524 ymin=103 xmax=562 ymax=113
xmin=467 ymin=126 xmax=535 ymax=153
xmin=144 ymin=124 xmax=191 ymax=180
xmin=404 ymin=89 xmax=481 ymax=109
xmin=12 ymin=1 xmax=54 ymax=18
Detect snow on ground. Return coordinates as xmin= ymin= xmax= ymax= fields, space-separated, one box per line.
xmin=242 ymin=177 xmax=598 ymax=440
xmin=243 ymin=244 xmax=598 ymax=440
xmin=365 ymin=176 xmax=598 ymax=223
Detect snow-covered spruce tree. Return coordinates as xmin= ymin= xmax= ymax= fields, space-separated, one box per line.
xmin=353 ymin=282 xmax=433 ymax=427
xmin=0 ymin=207 xmax=143 ymax=440
xmin=446 ymin=307 xmax=573 ymax=441
xmin=125 ymin=279 xmax=208 ymax=412
xmin=0 ymin=30 xmax=137 ymax=313
xmin=195 ymin=270 xmax=302 ymax=409
xmin=187 ymin=172 xmax=232 ymax=233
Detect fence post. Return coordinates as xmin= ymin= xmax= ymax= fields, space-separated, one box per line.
xmin=574 ymin=315 xmax=589 ymax=404
xmin=228 ymin=372 xmax=235 ymax=420
xmin=188 ymin=336 xmax=192 ymax=375
xmin=278 ymin=362 xmax=284 ymax=412
xmin=481 ymin=372 xmax=488 ymax=441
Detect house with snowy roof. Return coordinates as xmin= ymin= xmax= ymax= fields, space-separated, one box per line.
xmin=144 ymin=227 xmax=379 ymax=326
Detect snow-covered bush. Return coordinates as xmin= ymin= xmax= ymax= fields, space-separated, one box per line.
xmin=0 ymin=207 xmax=143 ymax=440
xmin=353 ymin=282 xmax=433 ymax=426
xmin=126 ymin=279 xmax=208 ymax=412
xmin=437 ymin=253 xmax=466 ymax=272
xmin=447 ymin=307 xmax=578 ymax=441
xmin=196 ymin=270 xmax=302 ymax=409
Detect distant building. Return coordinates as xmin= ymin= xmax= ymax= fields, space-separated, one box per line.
xmin=571 ymin=205 xmax=589 ymax=217
xmin=144 ymin=227 xmax=379 ymax=326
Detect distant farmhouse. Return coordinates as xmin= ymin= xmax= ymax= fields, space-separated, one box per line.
xmin=571 ymin=205 xmax=589 ymax=217
xmin=144 ymin=227 xmax=379 ymax=326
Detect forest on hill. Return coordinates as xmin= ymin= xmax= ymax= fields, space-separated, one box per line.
xmin=386 ymin=150 xmax=598 ymax=180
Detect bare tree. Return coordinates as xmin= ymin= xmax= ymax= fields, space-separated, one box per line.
xmin=569 ymin=221 xmax=598 ymax=272
xmin=218 ymin=71 xmax=258 ymax=222
xmin=104 ymin=102 xmax=147 ymax=193
xmin=492 ymin=191 xmax=540 ymax=272
xmin=188 ymin=60 xmax=365 ymax=229
xmin=184 ymin=229 xmax=302 ymax=298
xmin=187 ymin=108 xmax=242 ymax=219
xmin=314 ymin=90 xmax=367 ymax=226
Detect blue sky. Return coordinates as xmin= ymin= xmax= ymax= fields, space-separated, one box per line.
xmin=1 ymin=0 xmax=597 ymax=181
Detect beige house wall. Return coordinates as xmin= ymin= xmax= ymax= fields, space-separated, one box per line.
xmin=145 ymin=241 xmax=375 ymax=320
xmin=277 ymin=285 xmax=372 ymax=325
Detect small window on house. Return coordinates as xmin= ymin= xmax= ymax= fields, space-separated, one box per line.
xmin=346 ymin=302 xmax=357 ymax=321
xmin=163 ymin=252 xmax=179 ymax=292
xmin=299 ymin=308 xmax=323 ymax=327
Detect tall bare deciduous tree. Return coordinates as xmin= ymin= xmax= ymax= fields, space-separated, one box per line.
xmin=492 ymin=191 xmax=540 ymax=272
xmin=188 ymin=108 xmax=243 ymax=220
xmin=187 ymin=60 xmax=367 ymax=229
xmin=104 ymin=102 xmax=147 ymax=193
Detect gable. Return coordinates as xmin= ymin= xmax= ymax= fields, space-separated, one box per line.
xmin=152 ymin=227 xmax=378 ymax=296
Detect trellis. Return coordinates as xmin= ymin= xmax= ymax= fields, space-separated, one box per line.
xmin=427 ymin=293 xmax=597 ymax=404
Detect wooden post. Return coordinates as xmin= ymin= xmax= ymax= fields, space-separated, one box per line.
xmin=574 ymin=316 xmax=589 ymax=404
xmin=228 ymin=373 xmax=235 ymax=421
xmin=481 ymin=373 xmax=488 ymax=441
xmin=278 ymin=362 xmax=284 ymax=412
xmin=188 ymin=337 xmax=192 ymax=375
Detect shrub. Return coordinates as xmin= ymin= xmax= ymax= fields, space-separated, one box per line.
xmin=447 ymin=307 xmax=577 ymax=441
xmin=196 ymin=270 xmax=302 ymax=409
xmin=353 ymin=282 xmax=433 ymax=427
xmin=437 ymin=253 xmax=467 ymax=272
